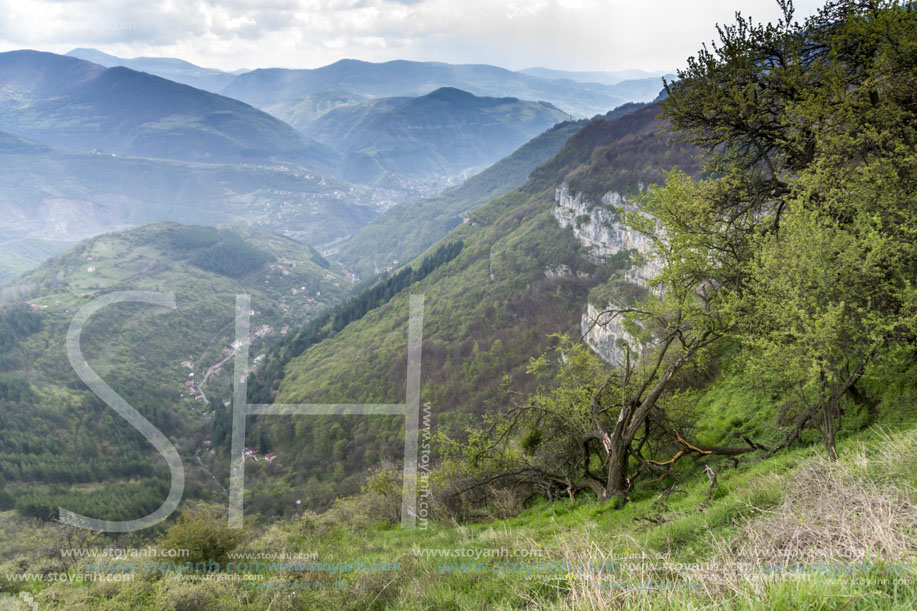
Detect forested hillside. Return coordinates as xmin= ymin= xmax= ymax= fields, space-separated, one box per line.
xmin=0 ymin=223 xmax=348 ymax=523
xmin=235 ymin=99 xmax=699 ymax=510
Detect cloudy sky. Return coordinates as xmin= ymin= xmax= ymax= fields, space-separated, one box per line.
xmin=0 ymin=0 xmax=825 ymax=73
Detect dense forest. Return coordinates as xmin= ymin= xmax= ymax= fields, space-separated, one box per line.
xmin=169 ymin=226 xmax=275 ymax=278
xmin=245 ymin=240 xmax=463 ymax=406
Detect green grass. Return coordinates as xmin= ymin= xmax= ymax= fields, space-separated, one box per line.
xmin=6 ymin=424 xmax=913 ymax=609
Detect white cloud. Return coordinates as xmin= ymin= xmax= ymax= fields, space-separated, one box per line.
xmin=0 ymin=0 xmax=828 ymax=72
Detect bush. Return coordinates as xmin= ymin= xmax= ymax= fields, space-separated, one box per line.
xmin=161 ymin=510 xmax=243 ymax=568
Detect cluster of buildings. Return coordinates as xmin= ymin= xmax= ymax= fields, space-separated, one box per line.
xmin=242 ymin=447 xmax=278 ymax=463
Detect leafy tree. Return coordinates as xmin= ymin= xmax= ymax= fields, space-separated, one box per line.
xmin=440 ymin=335 xmax=756 ymax=508
xmin=439 ymin=0 xmax=916 ymax=513
xmin=650 ymin=0 xmax=917 ymax=457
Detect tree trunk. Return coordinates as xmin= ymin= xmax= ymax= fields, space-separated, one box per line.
xmin=604 ymin=439 xmax=630 ymax=506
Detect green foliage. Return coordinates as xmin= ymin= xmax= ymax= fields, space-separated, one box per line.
xmin=185 ymin=230 xmax=274 ymax=278
xmin=332 ymin=240 xmax=462 ymax=332
xmin=162 ymin=510 xmax=243 ymax=567
xmin=0 ymin=374 xmax=34 ymax=402
xmin=647 ymin=0 xmax=917 ymax=456
xmin=167 ymin=225 xmax=221 ymax=250
xmin=0 ymin=222 xmax=347 ymax=522
xmin=246 ymin=240 xmax=463 ymax=405
xmin=0 ymin=305 xmax=42 ymax=354
xmin=11 ymin=479 xmax=171 ymax=522
xmin=438 ymin=337 xmax=618 ymax=508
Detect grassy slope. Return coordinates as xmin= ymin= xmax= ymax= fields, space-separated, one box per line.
xmin=5 ymin=367 xmax=915 ymax=609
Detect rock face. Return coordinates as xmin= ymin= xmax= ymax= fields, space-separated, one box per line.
xmin=552 ymin=184 xmax=624 ymax=262
xmin=581 ymin=302 xmax=633 ymax=365
xmin=552 ymin=182 xmax=659 ymax=365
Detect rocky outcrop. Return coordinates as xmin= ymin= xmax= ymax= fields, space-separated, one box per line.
xmin=581 ymin=303 xmax=629 ymax=364
xmin=553 ymin=182 xmax=659 ymax=365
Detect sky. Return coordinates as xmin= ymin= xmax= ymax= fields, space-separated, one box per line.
xmin=0 ymin=0 xmax=826 ymax=73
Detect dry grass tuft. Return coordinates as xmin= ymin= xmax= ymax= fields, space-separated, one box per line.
xmin=557 ymin=431 xmax=917 ymax=609
xmin=727 ymin=458 xmax=917 ymax=565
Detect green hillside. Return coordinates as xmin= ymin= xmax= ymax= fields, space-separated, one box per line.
xmin=0 ymin=2 xmax=915 ymax=610
xmin=238 ymin=100 xmax=699 ymax=510
xmin=0 ymin=223 xmax=350 ymax=523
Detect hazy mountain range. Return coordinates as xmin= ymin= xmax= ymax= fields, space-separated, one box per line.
xmin=61 ymin=48 xmax=669 ymax=119
xmin=1 ymin=50 xmax=590 ymax=190
xmin=66 ymin=47 xmax=245 ymax=93
xmin=0 ymin=128 xmax=377 ymax=284
xmin=518 ymin=66 xmax=669 ymax=86
xmin=0 ymin=50 xmax=336 ymax=169
xmin=222 ymin=58 xmax=665 ymax=120
xmin=0 ymin=47 xmax=671 ymax=284
xmin=312 ymin=87 xmax=571 ymax=185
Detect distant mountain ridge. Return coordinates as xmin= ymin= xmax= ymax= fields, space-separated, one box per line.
xmin=66 ymin=47 xmax=241 ymax=93
xmin=55 ymin=50 xmax=670 ymax=121
xmin=311 ymin=87 xmax=571 ymax=185
xmin=519 ymin=66 xmax=668 ymax=86
xmin=0 ymin=50 xmax=336 ymax=169
xmin=221 ymin=57 xmax=641 ymax=119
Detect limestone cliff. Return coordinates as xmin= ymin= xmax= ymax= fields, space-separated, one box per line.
xmin=552 ymin=182 xmax=658 ymax=365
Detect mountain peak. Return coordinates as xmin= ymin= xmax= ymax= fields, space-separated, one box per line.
xmin=65 ymin=47 xmax=120 ymax=66
xmin=425 ymin=86 xmax=478 ymax=101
